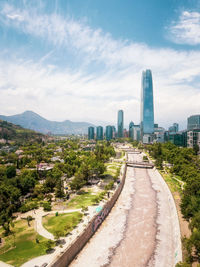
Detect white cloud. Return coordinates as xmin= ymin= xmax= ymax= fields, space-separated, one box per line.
xmin=0 ymin=4 xmax=200 ymax=129
xmin=168 ymin=11 xmax=200 ymax=45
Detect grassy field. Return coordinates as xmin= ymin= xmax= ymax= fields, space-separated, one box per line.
xmin=0 ymin=220 xmax=48 ymax=267
xmin=104 ymin=162 xmax=121 ymax=176
xmin=67 ymin=191 xmax=99 ymax=209
xmin=43 ymin=212 xmax=83 ymax=236
xmin=160 ymin=171 xmax=182 ymax=193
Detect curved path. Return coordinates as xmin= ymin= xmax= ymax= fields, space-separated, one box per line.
xmin=70 ymin=152 xmax=182 ymax=267
xmin=33 ymin=208 xmax=81 ymax=240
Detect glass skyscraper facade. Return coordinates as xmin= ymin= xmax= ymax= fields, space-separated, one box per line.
xmin=106 ymin=125 xmax=113 ymax=141
xmin=140 ymin=69 xmax=154 ymax=139
xmin=88 ymin=126 xmax=94 ymax=140
xmin=129 ymin=121 xmax=134 ymax=139
xmin=118 ymin=110 xmax=124 ymax=138
xmin=169 ymin=123 xmax=179 ymax=133
xmin=187 ymin=115 xmax=200 ymax=130
xmin=96 ymin=126 xmax=103 ymax=140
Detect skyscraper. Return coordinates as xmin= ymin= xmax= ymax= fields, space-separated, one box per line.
xmin=88 ymin=126 xmax=94 ymax=140
xmin=129 ymin=121 xmax=134 ymax=139
xmin=96 ymin=126 xmax=103 ymax=140
xmin=187 ymin=115 xmax=200 ymax=130
xmin=169 ymin=123 xmax=179 ymax=133
xmin=106 ymin=125 xmax=113 ymax=141
xmin=118 ymin=110 xmax=124 ymax=138
xmin=140 ymin=69 xmax=154 ymax=143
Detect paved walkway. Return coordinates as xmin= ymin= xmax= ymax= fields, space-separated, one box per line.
xmin=33 ymin=208 xmax=81 ymax=240
xmin=21 ymin=203 xmax=108 ymax=267
xmin=0 ymin=261 xmax=13 ymax=267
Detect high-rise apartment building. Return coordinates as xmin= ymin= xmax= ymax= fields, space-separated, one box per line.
xmin=118 ymin=110 xmax=124 ymax=138
xmin=96 ymin=126 xmax=103 ymax=140
xmin=187 ymin=115 xmax=200 ymax=130
xmin=88 ymin=126 xmax=95 ymax=140
xmin=140 ymin=69 xmax=154 ymax=143
xmin=106 ymin=125 xmax=113 ymax=141
xmin=187 ymin=130 xmax=200 ymax=148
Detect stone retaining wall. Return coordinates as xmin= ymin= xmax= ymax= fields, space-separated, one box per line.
xmin=50 ymin=164 xmax=127 ymax=267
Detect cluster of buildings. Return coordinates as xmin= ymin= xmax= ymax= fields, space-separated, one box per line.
xmin=88 ymin=69 xmax=200 ymax=149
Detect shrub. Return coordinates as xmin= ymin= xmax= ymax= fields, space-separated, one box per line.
xmin=20 ymin=202 xmax=38 ymax=213
xmin=43 ymin=202 xmax=51 ymax=211
xmin=104 ymin=181 xmax=114 ymax=191
xmin=143 ymin=155 xmax=148 ymax=162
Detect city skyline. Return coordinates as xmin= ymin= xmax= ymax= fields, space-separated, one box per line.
xmin=0 ymin=1 xmax=200 ymax=129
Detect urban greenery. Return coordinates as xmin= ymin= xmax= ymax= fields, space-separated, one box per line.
xmin=43 ymin=212 xmax=83 ymax=237
xmin=0 ymin=120 xmax=120 ymax=265
xmin=147 ymin=142 xmax=200 ymax=264
xmin=0 ymin=219 xmax=48 ymax=266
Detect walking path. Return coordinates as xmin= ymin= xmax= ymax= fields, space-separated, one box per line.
xmin=21 ymin=202 xmax=109 ymax=267
xmin=0 ymin=261 xmax=13 ymax=267
xmin=32 ymin=208 xmax=81 ymax=240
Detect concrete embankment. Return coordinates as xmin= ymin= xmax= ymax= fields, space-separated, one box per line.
xmin=50 ymin=164 xmax=128 ymax=267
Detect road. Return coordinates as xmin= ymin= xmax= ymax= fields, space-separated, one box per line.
xmin=70 ymin=152 xmax=182 ymax=267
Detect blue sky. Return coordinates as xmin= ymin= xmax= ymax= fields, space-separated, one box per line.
xmin=0 ymin=0 xmax=200 ymax=129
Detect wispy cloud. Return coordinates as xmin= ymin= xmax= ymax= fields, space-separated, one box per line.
xmin=168 ymin=11 xmax=200 ymax=45
xmin=0 ymin=3 xmax=200 ymax=128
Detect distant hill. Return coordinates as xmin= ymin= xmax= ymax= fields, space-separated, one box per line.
xmin=0 ymin=111 xmax=94 ymax=134
xmin=0 ymin=119 xmax=44 ymax=143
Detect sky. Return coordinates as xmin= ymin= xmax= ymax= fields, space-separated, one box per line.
xmin=0 ymin=0 xmax=200 ymax=129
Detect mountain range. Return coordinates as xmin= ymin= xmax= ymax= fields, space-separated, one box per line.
xmin=0 ymin=111 xmax=94 ymax=135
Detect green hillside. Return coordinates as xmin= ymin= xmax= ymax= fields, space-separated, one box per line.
xmin=0 ymin=120 xmax=44 ymax=144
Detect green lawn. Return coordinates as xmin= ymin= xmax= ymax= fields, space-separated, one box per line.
xmin=104 ymin=162 xmax=121 ymax=177
xmin=43 ymin=212 xmax=83 ymax=236
xmin=160 ymin=171 xmax=182 ymax=193
xmin=67 ymin=191 xmax=99 ymax=209
xmin=0 ymin=220 xmax=48 ymax=267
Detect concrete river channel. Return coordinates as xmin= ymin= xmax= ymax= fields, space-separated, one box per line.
xmin=70 ymin=150 xmax=182 ymax=267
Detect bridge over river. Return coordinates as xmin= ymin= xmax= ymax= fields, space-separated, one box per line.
xmin=70 ymin=151 xmax=182 ymax=267
xmin=126 ymin=160 xmax=154 ymax=169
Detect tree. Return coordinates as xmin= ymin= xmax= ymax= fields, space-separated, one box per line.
xmin=52 ymin=166 xmax=63 ymax=180
xmin=155 ymin=158 xmax=163 ymax=169
xmin=70 ymin=172 xmax=86 ymax=190
xmin=54 ymin=230 xmax=64 ymax=244
xmin=0 ymin=184 xmax=20 ymax=235
xmin=26 ymin=215 xmax=33 ymax=227
xmin=43 ymin=202 xmax=51 ymax=211
xmin=55 ymin=179 xmax=64 ymax=198
xmin=43 ymin=176 xmax=56 ymax=193
xmin=18 ymin=174 xmax=36 ymax=195
xmin=6 ymin=165 xmax=16 ymax=178
xmin=194 ymin=144 xmax=199 ymax=155
xmin=44 ymin=240 xmax=54 ymax=252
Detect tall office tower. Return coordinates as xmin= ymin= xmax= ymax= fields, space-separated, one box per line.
xmin=140 ymin=69 xmax=154 ymax=143
xmin=169 ymin=123 xmax=179 ymax=133
xmin=88 ymin=126 xmax=95 ymax=140
xmin=96 ymin=126 xmax=103 ymax=140
xmin=106 ymin=125 xmax=113 ymax=141
xmin=129 ymin=121 xmax=134 ymax=139
xmin=187 ymin=115 xmax=200 ymax=130
xmin=118 ymin=110 xmax=124 ymax=138
xmin=112 ymin=126 xmax=116 ymax=138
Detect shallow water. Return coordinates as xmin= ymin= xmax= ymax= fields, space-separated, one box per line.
xmin=108 ymin=167 xmax=157 ymax=267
